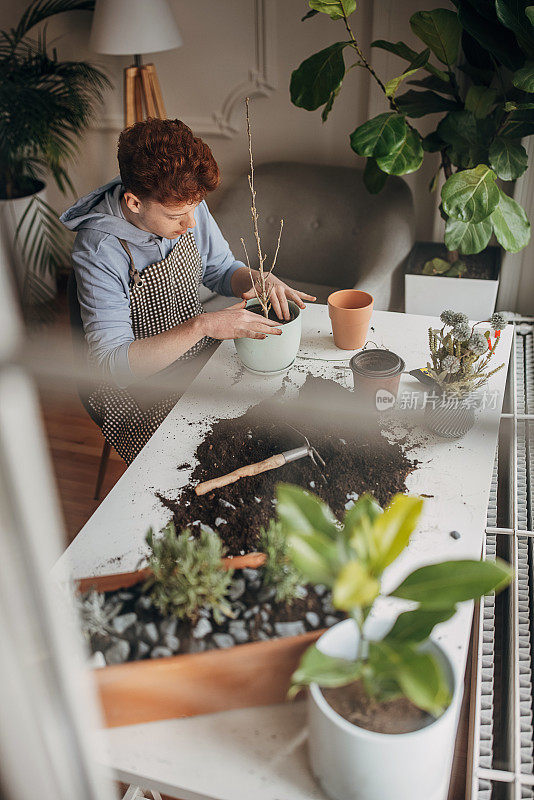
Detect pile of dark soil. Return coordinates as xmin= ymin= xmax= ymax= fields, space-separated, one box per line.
xmin=83 ymin=566 xmax=344 ymax=665
xmin=158 ymin=376 xmax=417 ymax=555
xmin=322 ymin=681 xmax=433 ymax=734
xmin=407 ymin=241 xmax=499 ymax=281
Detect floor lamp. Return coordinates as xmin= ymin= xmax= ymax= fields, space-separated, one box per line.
xmin=90 ymin=0 xmax=183 ymax=128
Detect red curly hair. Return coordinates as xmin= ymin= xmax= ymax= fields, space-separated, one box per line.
xmin=118 ymin=118 xmax=220 ymax=205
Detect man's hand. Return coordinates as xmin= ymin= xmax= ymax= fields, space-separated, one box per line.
xmin=201 ymin=300 xmax=282 ymax=340
xmin=241 ymin=275 xmax=316 ymax=321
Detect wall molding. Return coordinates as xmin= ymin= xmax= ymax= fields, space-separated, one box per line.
xmin=96 ymin=0 xmax=276 ymax=137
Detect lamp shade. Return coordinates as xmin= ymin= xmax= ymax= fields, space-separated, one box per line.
xmin=90 ymin=0 xmax=182 ymax=56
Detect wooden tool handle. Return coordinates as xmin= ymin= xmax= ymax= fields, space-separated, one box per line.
xmin=195 ymin=453 xmax=286 ymax=496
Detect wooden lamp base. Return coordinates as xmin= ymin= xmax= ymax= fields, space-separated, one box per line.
xmin=124 ymin=62 xmax=166 ymax=128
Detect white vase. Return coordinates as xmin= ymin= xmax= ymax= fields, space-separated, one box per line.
xmin=234 ymin=298 xmax=302 ymax=374
xmin=0 ymin=181 xmax=57 ymax=303
xmin=308 ymin=619 xmax=462 ymax=800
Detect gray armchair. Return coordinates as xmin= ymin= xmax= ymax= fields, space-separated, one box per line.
xmin=205 ymin=161 xmax=415 ymax=312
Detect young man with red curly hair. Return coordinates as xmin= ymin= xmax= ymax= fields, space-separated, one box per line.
xmin=61 ymin=118 xmax=314 ymax=462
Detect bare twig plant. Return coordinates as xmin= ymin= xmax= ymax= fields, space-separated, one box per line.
xmin=240 ymin=97 xmax=284 ymax=319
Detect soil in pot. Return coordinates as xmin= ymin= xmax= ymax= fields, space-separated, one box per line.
xmin=322 ymin=681 xmax=433 ymax=734
xmin=247 ymin=304 xmax=298 ymax=323
xmin=407 ymin=242 xmax=498 ymax=281
xmin=157 ymin=376 xmax=417 ymax=555
xmin=81 ymin=566 xmax=345 ymax=665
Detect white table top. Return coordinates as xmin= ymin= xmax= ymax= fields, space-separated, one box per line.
xmin=56 ymin=305 xmax=513 ymax=800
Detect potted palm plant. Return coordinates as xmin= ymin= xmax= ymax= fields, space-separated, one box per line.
xmin=0 ymin=0 xmax=109 ymax=305
xmin=276 ymin=483 xmax=512 ymax=800
xmin=290 ymin=1 xmax=534 ymax=319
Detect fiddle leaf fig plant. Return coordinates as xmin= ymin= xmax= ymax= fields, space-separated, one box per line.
xmin=290 ymin=1 xmax=534 ymax=271
xmin=276 ymin=484 xmax=512 ymax=717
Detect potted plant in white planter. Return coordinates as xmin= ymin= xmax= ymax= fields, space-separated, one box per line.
xmin=276 ymin=483 xmax=512 ymax=800
xmin=422 ymin=309 xmax=506 ymax=437
xmin=290 ymin=1 xmax=534 ymax=319
xmin=234 ymin=99 xmax=302 ymax=374
xmin=0 ymin=0 xmax=109 ymax=306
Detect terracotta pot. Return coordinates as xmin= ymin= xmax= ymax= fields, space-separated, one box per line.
xmin=327 ymin=290 xmax=374 ymax=350
xmin=76 ymin=560 xmax=323 ymax=728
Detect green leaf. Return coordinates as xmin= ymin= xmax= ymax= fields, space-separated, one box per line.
xmin=321 ymin=82 xmax=342 ymax=122
xmin=407 ymin=74 xmax=456 ymax=95
xmin=363 ymin=158 xmax=388 ymax=194
xmin=333 ymin=560 xmax=380 ymax=610
xmin=375 ymin=128 xmax=424 ymax=175
xmin=395 ymin=89 xmax=458 ymax=118
xmin=444 ymin=217 xmax=493 ymax=255
xmin=410 ymin=9 xmax=462 ymax=66
xmin=290 ymin=42 xmax=348 ymax=111
xmin=277 ymin=484 xmax=339 ymax=539
xmin=527 ymin=6 xmax=534 ymax=25
xmin=422 ymin=131 xmax=445 ymax=152
xmin=396 ymin=646 xmax=451 ymax=716
xmin=444 ymin=260 xmax=467 ymax=277
xmin=489 ymin=138 xmax=528 ymax=180
xmin=301 ymin=8 xmax=319 ymax=21
xmin=349 ymin=112 xmax=407 ymax=158
xmin=288 ymin=533 xmax=339 ymax=586
xmin=502 ymin=109 xmax=534 ymax=137
xmin=290 ymin=644 xmax=362 ymax=696
xmin=441 ymin=164 xmax=499 ymax=224
xmin=384 ymin=49 xmax=430 ymax=98
xmin=308 ymin=0 xmax=357 ymax=20
xmin=457 ymin=0 xmax=524 ymax=70
xmin=422 ymin=257 xmax=452 ymax=274
xmin=343 ymin=493 xmax=383 ymax=562
xmin=386 ymin=608 xmax=456 ymax=644
xmin=465 ymin=85 xmax=498 ymax=118
xmin=513 ymin=61 xmax=534 ymax=92
xmin=391 ymin=558 xmax=513 ymax=607
xmin=371 ymin=39 xmax=449 ymax=81
xmin=371 ymin=494 xmax=424 ymax=570
xmin=490 ymin=189 xmax=531 ymax=253
xmin=496 ymin=0 xmax=534 ymax=58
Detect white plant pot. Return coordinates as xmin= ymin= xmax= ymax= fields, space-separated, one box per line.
xmin=405 ymin=272 xmax=499 ymax=319
xmin=0 ymin=181 xmax=57 ymax=302
xmin=234 ymin=299 xmax=302 ymax=374
xmin=308 ymin=619 xmax=462 ymax=800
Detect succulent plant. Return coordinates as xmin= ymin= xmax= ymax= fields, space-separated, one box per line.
xmin=260 ymin=520 xmax=304 ymax=604
xmin=76 ymin=591 xmax=122 ymax=640
xmin=144 ymin=522 xmax=233 ymax=624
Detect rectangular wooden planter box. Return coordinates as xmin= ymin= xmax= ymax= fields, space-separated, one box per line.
xmin=78 ymin=561 xmax=321 ymax=728
xmin=405 ymin=242 xmax=500 ymax=320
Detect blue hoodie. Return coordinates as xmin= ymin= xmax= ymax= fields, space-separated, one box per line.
xmin=60 ymin=177 xmax=244 ymax=388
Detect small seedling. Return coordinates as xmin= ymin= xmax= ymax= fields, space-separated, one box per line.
xmin=260 ymin=520 xmax=304 ymax=604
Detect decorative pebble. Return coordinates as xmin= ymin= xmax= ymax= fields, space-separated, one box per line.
xmin=274 ymin=621 xmax=306 ymax=637
xmin=163 ymin=634 xmax=180 ymax=652
xmin=143 ymin=622 xmax=159 ymax=644
xmin=346 ymin=491 xmax=359 ymax=501
xmin=450 ymin=530 xmax=461 ymax=540
xmin=260 ymin=609 xmax=270 ymax=624
xmin=117 ymin=591 xmax=134 ymax=601
xmin=219 ymin=499 xmax=236 ymax=510
xmin=325 ymin=615 xmax=339 ymax=627
xmin=159 ymin=618 xmax=177 ymax=637
xmin=305 ymin=612 xmax=320 ymax=628
xmin=296 ymin=585 xmax=308 ymax=598
xmin=254 ymin=497 xmax=262 ymax=503
xmin=212 ymin=633 xmax=235 ymax=649
xmin=188 ymin=638 xmax=206 ymax=653
xmin=112 ymin=613 xmax=137 ymax=634
xmin=136 ymin=641 xmax=151 ymax=659
xmin=136 ymin=596 xmax=153 ymax=611
xmin=339 ymin=438 xmax=347 ymax=445
xmin=228 ymin=620 xmax=249 ymax=643
xmin=242 ymin=568 xmax=260 ymax=583
xmin=215 ymin=517 xmax=227 ymax=527
xmin=192 ymin=617 xmax=212 ymax=638
xmin=315 ymin=584 xmax=327 ymax=597
xmin=244 ymin=605 xmax=260 ymax=620
xmin=345 ymin=500 xmax=356 ymax=510
xmin=257 ymin=585 xmax=276 ymax=603
xmin=88 ymin=651 xmax=106 ymax=668
xmin=257 ymin=630 xmax=270 ymax=641
xmin=104 ymin=640 xmax=130 ymax=665
xmin=309 ymin=481 xmax=316 ymax=488
xmin=228 ymin=578 xmax=246 ymax=601
xmin=151 ymin=646 xmax=173 ymax=659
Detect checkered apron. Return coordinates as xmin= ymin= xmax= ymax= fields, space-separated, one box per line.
xmin=87 ymin=232 xmax=215 ymax=464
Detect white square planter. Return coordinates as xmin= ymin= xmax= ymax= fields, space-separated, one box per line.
xmin=405 ymin=242 xmax=500 ymax=320
xmin=405 ymin=272 xmax=499 ymax=319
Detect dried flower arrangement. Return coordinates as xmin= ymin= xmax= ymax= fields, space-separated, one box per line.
xmin=240 ymin=97 xmax=284 ymax=319
xmin=426 ymin=310 xmax=507 ymax=396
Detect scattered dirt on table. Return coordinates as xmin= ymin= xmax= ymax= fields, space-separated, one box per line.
xmin=322 ymin=681 xmax=433 ymax=734
xmin=157 ymin=376 xmax=417 ymax=555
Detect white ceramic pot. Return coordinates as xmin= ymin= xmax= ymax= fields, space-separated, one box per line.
xmin=0 ymin=181 xmax=57 ymax=302
xmin=234 ymin=298 xmax=302 ymax=374
xmin=308 ymin=619 xmax=462 ymax=800
xmin=405 ymin=272 xmax=498 ymax=319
